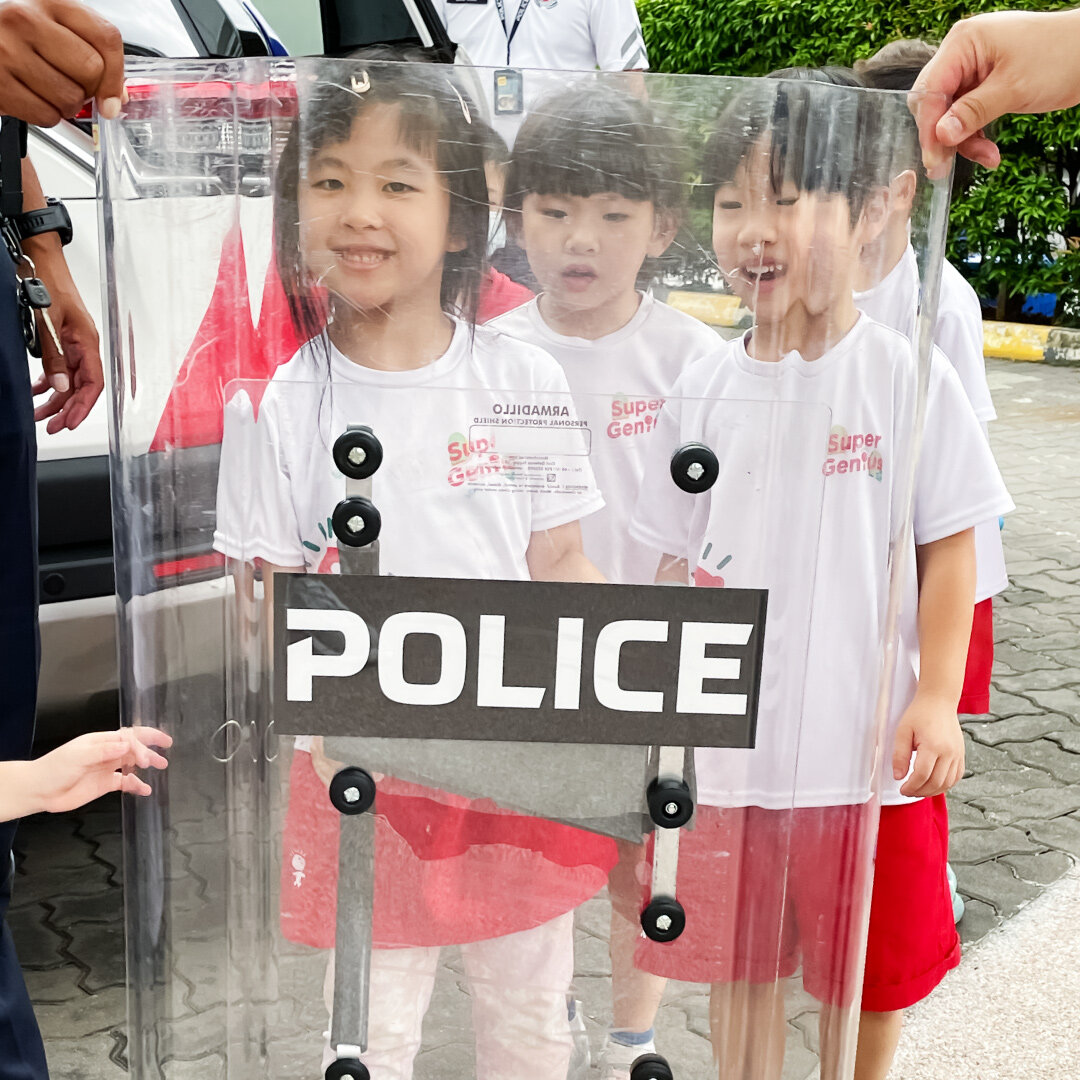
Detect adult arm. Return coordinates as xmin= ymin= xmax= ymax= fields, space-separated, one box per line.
xmin=21 ymin=156 xmax=105 ymax=431
xmin=0 ymin=0 xmax=125 ymax=124
xmin=912 ymin=8 xmax=1080 ymax=176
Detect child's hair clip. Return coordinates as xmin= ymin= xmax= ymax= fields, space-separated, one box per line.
xmin=447 ymin=79 xmax=472 ymax=125
xmin=350 ymin=70 xmax=372 ymax=95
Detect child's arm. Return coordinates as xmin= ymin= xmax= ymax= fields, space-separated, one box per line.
xmin=655 ymin=554 xmax=690 ymax=586
xmin=0 ymin=728 xmax=172 ymax=823
xmin=258 ymin=560 xmax=367 ymax=790
xmin=526 ymin=521 xmax=605 ymax=583
xmin=893 ymin=528 xmax=975 ymax=798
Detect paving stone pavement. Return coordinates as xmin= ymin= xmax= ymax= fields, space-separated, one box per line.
xmin=946 ymin=360 xmax=1080 ymax=950
xmin=11 ymin=357 xmax=1080 ymax=1079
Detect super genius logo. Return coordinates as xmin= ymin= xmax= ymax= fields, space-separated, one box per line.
xmin=822 ymin=425 xmax=884 ymax=480
xmin=274 ymin=576 xmax=768 ymax=747
xmin=608 ymin=395 xmax=664 ymax=440
xmin=447 ymin=431 xmax=504 ymax=487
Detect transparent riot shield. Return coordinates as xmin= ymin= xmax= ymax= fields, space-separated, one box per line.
xmin=103 ymin=57 xmax=957 ymax=1080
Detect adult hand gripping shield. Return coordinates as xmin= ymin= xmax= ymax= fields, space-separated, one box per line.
xmin=100 ymin=57 xmax=952 ymax=1080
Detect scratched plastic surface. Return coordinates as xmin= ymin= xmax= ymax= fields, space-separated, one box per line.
xmin=101 ymin=57 xmax=951 ymax=1080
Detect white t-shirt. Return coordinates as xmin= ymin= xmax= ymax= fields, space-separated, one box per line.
xmin=488 ymin=293 xmax=718 ymax=584
xmin=629 ymin=315 xmax=1014 ymax=809
xmin=213 ymin=319 xmax=604 ymax=580
xmin=854 ymin=244 xmax=1007 ymax=601
xmin=437 ymin=0 xmax=648 ymax=143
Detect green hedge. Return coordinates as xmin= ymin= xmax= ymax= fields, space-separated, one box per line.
xmin=638 ymin=0 xmax=1080 ymax=323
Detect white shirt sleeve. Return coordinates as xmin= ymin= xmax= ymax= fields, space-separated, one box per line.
xmin=936 ymin=263 xmax=996 ymax=423
xmin=214 ymin=388 xmax=307 ymax=568
xmin=912 ymin=353 xmax=1013 ymax=547
xmin=628 ymin=390 xmax=696 ymax=559
xmin=589 ymin=0 xmax=650 ymax=70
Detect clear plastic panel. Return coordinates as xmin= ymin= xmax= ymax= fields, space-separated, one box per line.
xmin=102 ymin=56 xmax=952 ymax=1080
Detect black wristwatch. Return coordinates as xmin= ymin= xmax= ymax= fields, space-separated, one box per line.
xmin=12 ymin=197 xmax=72 ymax=247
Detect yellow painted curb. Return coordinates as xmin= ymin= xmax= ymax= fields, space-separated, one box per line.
xmin=668 ymin=291 xmax=750 ymax=328
xmin=982 ymin=320 xmax=1049 ymax=362
xmin=668 ymin=297 xmax=1052 ymax=363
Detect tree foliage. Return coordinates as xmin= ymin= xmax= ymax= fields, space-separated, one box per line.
xmin=638 ymin=0 xmax=1080 ymax=322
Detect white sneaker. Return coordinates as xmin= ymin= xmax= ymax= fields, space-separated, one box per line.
xmin=599 ymin=1035 xmax=656 ymax=1080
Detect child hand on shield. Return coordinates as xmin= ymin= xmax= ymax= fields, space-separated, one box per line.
xmin=0 ymin=727 xmax=171 ymax=822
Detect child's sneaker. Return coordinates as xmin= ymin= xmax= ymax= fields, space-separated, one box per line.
xmin=599 ymin=1033 xmax=657 ymax=1080
xmin=567 ymin=999 xmax=591 ymax=1080
xmin=947 ymin=862 xmax=965 ymax=923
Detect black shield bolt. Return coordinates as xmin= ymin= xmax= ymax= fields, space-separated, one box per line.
xmin=647 ymin=777 xmax=694 ymax=829
xmin=670 ymin=442 xmax=718 ymax=493
xmin=630 ymin=1053 xmax=675 ymax=1080
xmin=325 ymin=1059 xmax=369 ymax=1080
xmin=332 ymin=496 xmax=381 ymax=548
xmin=641 ymin=896 xmax=686 ymax=943
xmin=333 ymin=426 xmax=383 ymax=479
xmin=329 ymin=767 xmax=376 ymax=816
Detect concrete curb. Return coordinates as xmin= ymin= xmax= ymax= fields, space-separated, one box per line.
xmin=668 ymin=292 xmax=1080 ymax=367
xmin=1043 ymin=327 xmax=1080 ymax=367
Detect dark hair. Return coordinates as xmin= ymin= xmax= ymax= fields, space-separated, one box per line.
xmin=853 ymin=40 xmax=942 ymax=180
xmin=474 ymin=119 xmax=509 ymax=168
xmin=272 ymin=50 xmax=489 ymax=347
xmin=702 ymin=76 xmax=885 ymax=225
xmin=504 ymin=82 xmax=684 ymax=217
xmin=767 ymin=65 xmax=865 ymax=89
xmin=854 ymin=39 xmax=937 ymax=92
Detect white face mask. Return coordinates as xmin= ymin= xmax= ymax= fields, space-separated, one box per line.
xmin=487 ymin=209 xmax=507 ymax=255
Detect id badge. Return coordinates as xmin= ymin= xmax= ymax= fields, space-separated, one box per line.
xmin=493 ymin=68 xmax=524 ymax=115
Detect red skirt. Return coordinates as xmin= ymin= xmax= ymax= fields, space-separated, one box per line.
xmin=280 ymin=748 xmax=617 ymax=949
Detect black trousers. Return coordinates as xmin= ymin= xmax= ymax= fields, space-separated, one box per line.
xmin=0 ymin=256 xmax=49 ymax=1078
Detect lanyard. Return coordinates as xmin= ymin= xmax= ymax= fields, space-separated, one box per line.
xmin=493 ymin=0 xmax=531 ymax=65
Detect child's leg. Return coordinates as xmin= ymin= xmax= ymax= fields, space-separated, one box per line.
xmin=708 ymin=980 xmax=785 ymax=1080
xmin=608 ymin=839 xmax=666 ymax=1036
xmin=322 ymin=944 xmax=440 ymax=1080
xmin=855 ymin=796 xmax=960 ymax=1080
xmin=610 ymin=908 xmax=666 ymax=1028
xmin=462 ymin=910 xmax=576 ymax=1080
xmin=788 ymin=804 xmax=876 ymax=1080
xmin=853 ymin=1010 xmax=903 ymax=1080
xmin=816 ymin=1001 xmax=860 ymax=1080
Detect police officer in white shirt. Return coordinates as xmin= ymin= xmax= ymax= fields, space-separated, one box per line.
xmin=436 ymin=0 xmax=649 ymax=146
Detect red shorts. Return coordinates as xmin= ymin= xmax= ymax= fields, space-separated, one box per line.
xmin=634 ymin=797 xmax=959 ymax=1011
xmin=862 ymin=794 xmax=960 ymax=1011
xmin=634 ymin=803 xmax=875 ymax=1007
xmin=280 ymin=749 xmax=616 ymax=950
xmin=958 ymin=598 xmax=994 ymax=715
